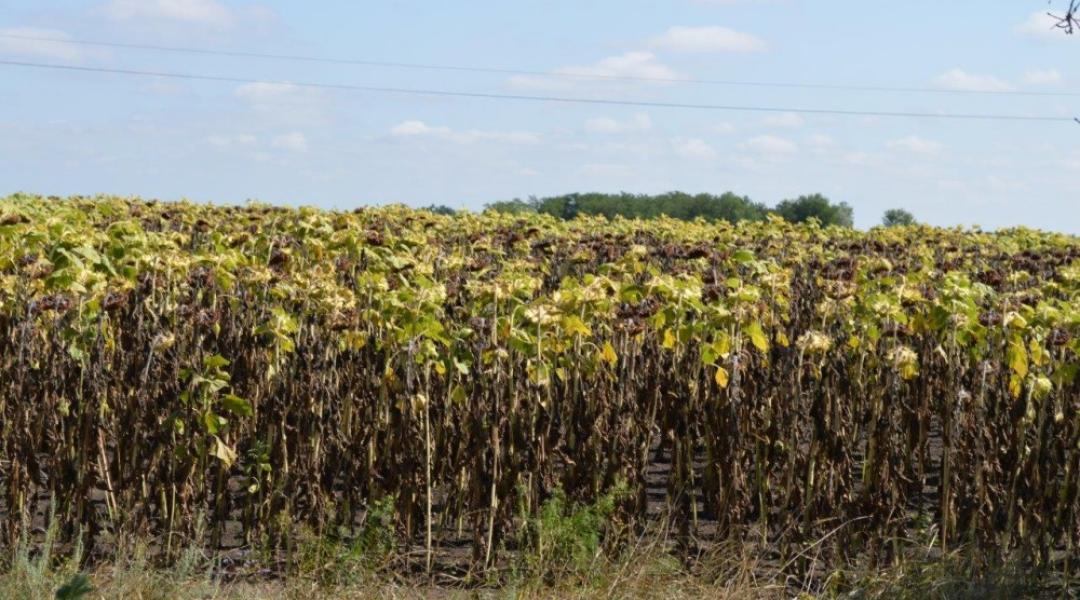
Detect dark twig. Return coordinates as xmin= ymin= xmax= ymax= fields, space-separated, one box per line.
xmin=1048 ymin=0 xmax=1079 ymax=34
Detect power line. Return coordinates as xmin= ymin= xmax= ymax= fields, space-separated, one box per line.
xmin=3 ymin=31 xmax=1080 ymax=99
xmin=0 ymin=59 xmax=1073 ymax=123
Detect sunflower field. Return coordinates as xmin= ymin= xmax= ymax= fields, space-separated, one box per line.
xmin=1 ymin=194 xmax=1078 ymax=579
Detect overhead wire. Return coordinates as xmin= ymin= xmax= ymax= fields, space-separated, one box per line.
xmin=2 ymin=31 xmax=1080 ymax=98
xmin=0 ymin=59 xmax=1073 ymax=123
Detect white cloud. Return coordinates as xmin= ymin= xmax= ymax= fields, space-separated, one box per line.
xmin=391 ymin=120 xmax=447 ymax=137
xmin=584 ymin=113 xmax=652 ymax=134
xmin=743 ymin=135 xmax=797 ymax=156
xmin=672 ymin=137 xmax=718 ymax=160
xmin=141 ymin=78 xmax=193 ymax=96
xmin=583 ymin=118 xmax=621 ymax=134
xmin=939 ymin=175 xmax=1028 ymax=198
xmin=650 ymin=25 xmax=767 ymax=53
xmin=206 ymin=133 xmax=257 ymax=149
xmin=0 ymin=27 xmax=102 ymax=61
xmin=231 ymin=82 xmax=330 ymax=130
xmin=572 ymin=52 xmax=677 ymax=78
xmin=579 ymin=163 xmax=634 ymax=177
xmin=105 ymin=0 xmax=231 ymax=26
xmin=806 ymin=134 xmax=834 ymax=153
xmin=1023 ymin=68 xmax=1063 ymax=85
xmin=469 ymin=131 xmax=543 ymax=144
xmin=843 ymin=152 xmax=881 ymax=167
xmin=205 ymin=131 xmax=307 ymax=155
xmin=101 ymin=0 xmax=275 ymax=30
xmin=712 ymin=122 xmax=736 ymax=134
xmin=887 ymin=135 xmax=943 ymax=156
xmin=508 ymin=52 xmax=678 ymax=90
xmin=934 ymin=69 xmax=1013 ymax=92
xmin=1061 ymin=153 xmax=1080 ymax=171
xmin=271 ymin=132 xmax=308 ymax=153
xmin=762 ymin=112 xmax=804 ymax=128
xmin=235 ymin=82 xmax=301 ymax=102
xmin=233 ymin=82 xmax=328 ymax=125
xmin=389 ymin=120 xmax=541 ymax=145
xmin=985 ymin=174 xmax=1025 ymax=193
xmin=936 ymin=179 xmax=969 ymax=194
xmin=1016 ymin=11 xmax=1077 ymax=40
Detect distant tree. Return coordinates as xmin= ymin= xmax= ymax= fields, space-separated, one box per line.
xmin=562 ymin=195 xmax=580 ymax=219
xmin=772 ymin=194 xmax=854 ymax=227
xmin=484 ymin=198 xmax=537 ymax=214
xmin=882 ymin=208 xmax=917 ymax=227
xmin=488 ymin=191 xmax=769 ymax=223
xmin=422 ymin=204 xmax=456 ymax=216
xmin=488 ymin=191 xmax=860 ymax=226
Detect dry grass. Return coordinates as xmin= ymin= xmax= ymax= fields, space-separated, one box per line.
xmin=0 ymin=506 xmax=1057 ymax=599
xmin=0 ymin=558 xmax=777 ymax=600
xmin=3 ymin=526 xmax=1054 ymax=600
xmin=0 ymin=556 xmax=1053 ymax=600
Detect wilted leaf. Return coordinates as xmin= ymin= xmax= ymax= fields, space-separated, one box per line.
xmin=732 ymin=249 xmax=755 ymax=264
xmin=744 ymin=321 xmax=769 ymax=353
xmin=211 ymin=436 xmax=237 ymax=468
xmin=715 ymin=366 xmax=730 ymax=389
xmin=204 ymin=354 xmax=230 ymax=370
xmin=1007 ymin=339 xmax=1028 ymax=378
xmin=600 ymin=341 xmax=618 ymax=366
xmin=562 ymin=315 xmax=592 ymax=337
xmin=662 ymin=329 xmax=677 ymax=350
xmin=221 ymin=394 xmax=253 ymax=417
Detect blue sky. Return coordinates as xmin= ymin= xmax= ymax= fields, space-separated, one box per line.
xmin=1 ymin=1 xmax=1078 ymax=231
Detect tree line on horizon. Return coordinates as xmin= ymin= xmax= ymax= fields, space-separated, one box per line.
xmin=483 ymin=192 xmax=857 ymax=227
xmin=424 ymin=192 xmax=916 ymax=228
